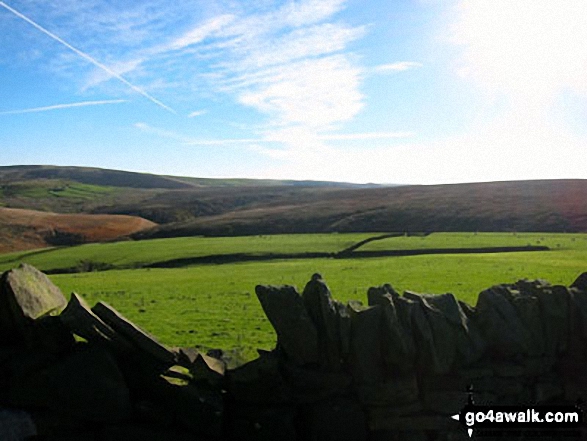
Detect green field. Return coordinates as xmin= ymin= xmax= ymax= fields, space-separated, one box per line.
xmin=2 ymin=232 xmax=586 ymax=363
xmin=0 ymin=233 xmax=378 ymax=273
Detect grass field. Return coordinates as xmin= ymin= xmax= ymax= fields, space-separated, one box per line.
xmin=0 ymin=233 xmax=379 ymax=273
xmin=1 ymin=232 xmax=580 ymax=362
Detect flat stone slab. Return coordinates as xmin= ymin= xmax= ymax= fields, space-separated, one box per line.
xmin=92 ymin=301 xmax=176 ymax=366
xmin=59 ymin=293 xmax=128 ymax=351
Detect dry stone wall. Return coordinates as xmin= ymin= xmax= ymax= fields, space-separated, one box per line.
xmin=1 ymin=264 xmax=587 ymax=440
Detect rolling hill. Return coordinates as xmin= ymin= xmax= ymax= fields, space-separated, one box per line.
xmin=0 ymin=206 xmax=156 ymax=253
xmin=1 ymin=165 xmax=586 ymax=250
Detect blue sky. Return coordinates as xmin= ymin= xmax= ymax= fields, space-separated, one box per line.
xmin=1 ymin=0 xmax=586 ymax=184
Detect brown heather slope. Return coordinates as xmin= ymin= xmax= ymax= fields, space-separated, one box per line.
xmin=133 ymin=179 xmax=587 ymax=238
xmin=0 ymin=207 xmax=156 ymax=253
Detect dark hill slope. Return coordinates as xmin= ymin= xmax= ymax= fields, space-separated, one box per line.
xmin=0 ymin=165 xmax=192 ymax=189
xmin=133 ymin=179 xmax=587 ymax=237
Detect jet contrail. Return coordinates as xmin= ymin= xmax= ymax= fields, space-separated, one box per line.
xmin=0 ymin=99 xmax=127 ymax=115
xmin=0 ymin=1 xmax=176 ymax=114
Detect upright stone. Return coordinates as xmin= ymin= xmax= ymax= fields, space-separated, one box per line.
xmin=348 ymin=304 xmax=386 ymax=385
xmin=404 ymin=291 xmax=456 ymax=375
xmin=536 ymin=286 xmax=570 ymax=356
xmin=302 ymin=274 xmax=341 ymax=371
xmin=255 ymin=285 xmax=319 ymax=366
xmin=0 ymin=264 xmax=67 ymax=345
xmin=475 ymin=286 xmax=530 ymax=358
xmin=368 ymin=286 xmax=414 ymax=374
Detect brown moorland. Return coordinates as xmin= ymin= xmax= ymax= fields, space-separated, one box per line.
xmin=0 ymin=207 xmax=156 ymax=253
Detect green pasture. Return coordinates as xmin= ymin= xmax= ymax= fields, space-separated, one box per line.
xmin=357 ymin=232 xmax=587 ymax=252
xmin=1 ymin=232 xmax=585 ymax=361
xmin=0 ymin=233 xmax=377 ymax=273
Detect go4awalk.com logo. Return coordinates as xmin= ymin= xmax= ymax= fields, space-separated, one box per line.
xmin=451 ymin=396 xmax=584 ymax=438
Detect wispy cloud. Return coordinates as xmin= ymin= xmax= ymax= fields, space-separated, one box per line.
xmin=0 ymin=1 xmax=175 ymax=113
xmin=0 ymin=99 xmax=127 ymax=115
xmin=187 ymin=109 xmax=207 ymax=118
xmin=162 ymin=14 xmax=235 ymax=52
xmin=373 ymin=62 xmax=423 ymax=73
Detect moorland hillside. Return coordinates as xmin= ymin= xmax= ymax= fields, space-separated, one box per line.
xmin=1 ymin=165 xmax=586 ymax=250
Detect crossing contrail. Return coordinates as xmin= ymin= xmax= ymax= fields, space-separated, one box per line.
xmin=0 ymin=99 xmax=127 ymax=115
xmin=0 ymin=1 xmax=176 ymax=114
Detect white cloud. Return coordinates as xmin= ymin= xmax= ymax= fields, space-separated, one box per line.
xmin=239 ymin=55 xmax=364 ymax=127
xmin=451 ymin=0 xmax=587 ymax=101
xmin=187 ymin=109 xmax=206 ymax=118
xmin=374 ymin=62 xmax=423 ymax=73
xmin=162 ymin=14 xmax=235 ymax=52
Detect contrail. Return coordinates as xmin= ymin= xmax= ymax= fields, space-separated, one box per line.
xmin=0 ymin=99 xmax=127 ymax=115
xmin=0 ymin=1 xmax=176 ymax=114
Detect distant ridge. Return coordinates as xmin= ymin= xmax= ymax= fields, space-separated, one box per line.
xmin=0 ymin=165 xmax=383 ymax=189
xmin=1 ymin=166 xmax=586 ymax=248
xmin=0 ymin=165 xmax=192 ymax=189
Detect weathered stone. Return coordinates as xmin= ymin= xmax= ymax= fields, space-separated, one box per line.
xmin=227 ymin=350 xmax=291 ymax=404
xmin=177 ymin=347 xmax=225 ymax=386
xmin=570 ymin=287 xmax=587 ymax=340
xmin=367 ymin=288 xmax=414 ymax=374
xmin=228 ymin=405 xmax=298 ymax=441
xmin=475 ymin=286 xmax=530 ymax=358
xmin=299 ymin=397 xmax=368 ymax=441
xmin=511 ymin=290 xmax=545 ymax=356
xmin=367 ymin=284 xmax=399 ymax=307
xmin=0 ymin=409 xmax=37 ymax=441
xmin=281 ymin=361 xmax=352 ymax=403
xmin=144 ymin=371 xmax=224 ymax=438
xmin=571 ymin=272 xmax=587 ymax=291
xmin=368 ymin=414 xmax=460 ymax=432
xmin=405 ymin=291 xmax=457 ymax=374
xmin=471 ymin=376 xmax=525 ymax=396
xmin=255 ymin=285 xmax=319 ymax=366
xmin=423 ymin=390 xmax=469 ymax=415
xmin=492 ymin=362 xmax=525 ymax=377
xmin=302 ymin=274 xmax=341 ymax=371
xmin=335 ymin=300 xmax=351 ymax=359
xmin=534 ymin=381 xmax=564 ymax=403
xmin=356 ymin=375 xmax=419 ymax=407
xmin=59 ymin=292 xmax=128 ymax=348
xmin=348 ymin=305 xmax=386 ymax=384
xmin=524 ymin=356 xmax=555 ymax=376
xmin=0 ymin=264 xmax=67 ymax=345
xmin=536 ymin=285 xmax=571 ymax=356
xmin=33 ymin=315 xmax=76 ymax=355
xmin=7 ymin=343 xmax=131 ymax=422
xmin=92 ymin=301 xmax=176 ymax=366
xmin=100 ymin=423 xmax=196 ymax=441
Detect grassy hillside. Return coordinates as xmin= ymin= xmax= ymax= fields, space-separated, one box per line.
xmin=35 ymin=232 xmax=586 ymax=360
xmin=2 ymin=166 xmax=586 ymax=242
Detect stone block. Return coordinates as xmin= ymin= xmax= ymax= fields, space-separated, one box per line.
xmin=92 ymin=301 xmax=176 ymax=367
xmin=348 ymin=305 xmax=385 ymax=384
xmin=7 ymin=343 xmax=131 ymax=423
xmin=0 ymin=264 xmax=67 ymax=345
xmin=299 ymin=397 xmax=367 ymax=441
xmin=302 ymin=274 xmax=342 ymax=371
xmin=255 ymin=285 xmax=319 ymax=366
